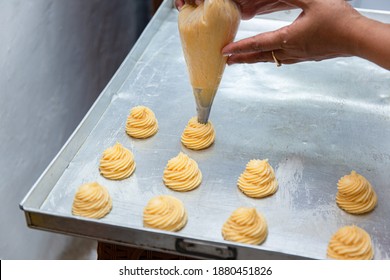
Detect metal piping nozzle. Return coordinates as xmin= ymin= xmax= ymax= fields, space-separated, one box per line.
xmin=193 ymin=88 xmax=214 ymax=124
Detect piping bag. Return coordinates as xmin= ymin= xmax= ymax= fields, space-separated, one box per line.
xmin=178 ymin=0 xmax=240 ymax=124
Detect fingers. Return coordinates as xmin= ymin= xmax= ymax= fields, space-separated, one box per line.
xmin=175 ymin=0 xmax=184 ymax=10
xmin=227 ymin=51 xmax=280 ymax=65
xmin=227 ymin=50 xmax=301 ymax=66
xmin=175 ymin=0 xmax=202 ymax=10
xmin=185 ymin=0 xmax=198 ymax=5
xmin=222 ymin=28 xmax=287 ymax=56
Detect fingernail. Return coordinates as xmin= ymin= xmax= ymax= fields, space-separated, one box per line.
xmin=222 ymin=53 xmax=231 ymax=57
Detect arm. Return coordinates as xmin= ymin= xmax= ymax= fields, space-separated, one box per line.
xmin=222 ymin=0 xmax=390 ymax=70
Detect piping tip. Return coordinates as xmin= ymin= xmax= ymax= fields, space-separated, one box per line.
xmin=193 ymin=88 xmax=214 ymax=124
xmin=196 ymin=105 xmax=212 ymax=124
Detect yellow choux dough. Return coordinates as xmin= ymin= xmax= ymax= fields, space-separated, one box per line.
xmin=327 ymin=225 xmax=374 ymax=260
xmin=99 ymin=142 xmax=136 ymax=180
xmin=178 ymin=0 xmax=240 ymax=108
xmin=336 ymin=171 xmax=377 ymax=214
xmin=181 ymin=116 xmax=215 ymax=150
xmin=237 ymin=159 xmax=278 ymax=198
xmin=163 ymin=152 xmax=202 ymax=192
xmin=222 ymin=207 xmax=268 ymax=245
xmin=143 ymin=195 xmax=188 ymax=232
xmin=126 ymin=106 xmax=158 ymax=139
xmin=72 ymin=182 xmax=112 ymax=219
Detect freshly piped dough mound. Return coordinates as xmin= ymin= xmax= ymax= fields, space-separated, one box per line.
xmin=126 ymin=106 xmax=158 ymax=139
xmin=72 ymin=182 xmax=112 ymax=219
xmin=143 ymin=195 xmax=188 ymax=232
xmin=336 ymin=171 xmax=377 ymax=214
xmin=181 ymin=116 xmax=215 ymax=150
xmin=237 ymin=159 xmax=278 ymax=198
xmin=222 ymin=207 xmax=268 ymax=245
xmin=163 ymin=152 xmax=202 ymax=192
xmin=178 ymin=0 xmax=240 ymax=107
xmin=99 ymin=142 xmax=136 ymax=180
xmin=327 ymin=225 xmax=374 ymax=260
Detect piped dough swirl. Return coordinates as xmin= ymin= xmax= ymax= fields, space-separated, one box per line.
xmin=126 ymin=106 xmax=158 ymax=139
xmin=327 ymin=225 xmax=374 ymax=260
xmin=163 ymin=152 xmax=202 ymax=192
xmin=222 ymin=207 xmax=268 ymax=245
xmin=99 ymin=142 xmax=136 ymax=180
xmin=237 ymin=159 xmax=278 ymax=198
xmin=143 ymin=195 xmax=188 ymax=232
xmin=181 ymin=117 xmax=215 ymax=150
xmin=72 ymin=182 xmax=112 ymax=219
xmin=336 ymin=171 xmax=377 ymax=214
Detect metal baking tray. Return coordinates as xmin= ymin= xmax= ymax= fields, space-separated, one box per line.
xmin=20 ymin=0 xmax=390 ymax=259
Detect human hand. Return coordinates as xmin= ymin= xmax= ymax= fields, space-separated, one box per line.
xmin=222 ymin=0 xmax=364 ymax=66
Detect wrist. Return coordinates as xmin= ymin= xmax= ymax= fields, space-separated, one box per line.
xmin=326 ymin=4 xmax=365 ymax=57
xmin=345 ymin=14 xmax=373 ymax=57
xmin=347 ymin=14 xmax=390 ymax=69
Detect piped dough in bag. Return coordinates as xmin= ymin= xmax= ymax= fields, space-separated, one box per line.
xmin=178 ymin=0 xmax=240 ymax=122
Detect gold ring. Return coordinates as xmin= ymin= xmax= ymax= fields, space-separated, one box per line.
xmin=272 ymin=50 xmax=281 ymax=67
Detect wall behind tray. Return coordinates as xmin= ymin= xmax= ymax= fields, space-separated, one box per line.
xmin=0 ymin=0 xmax=152 ymax=259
